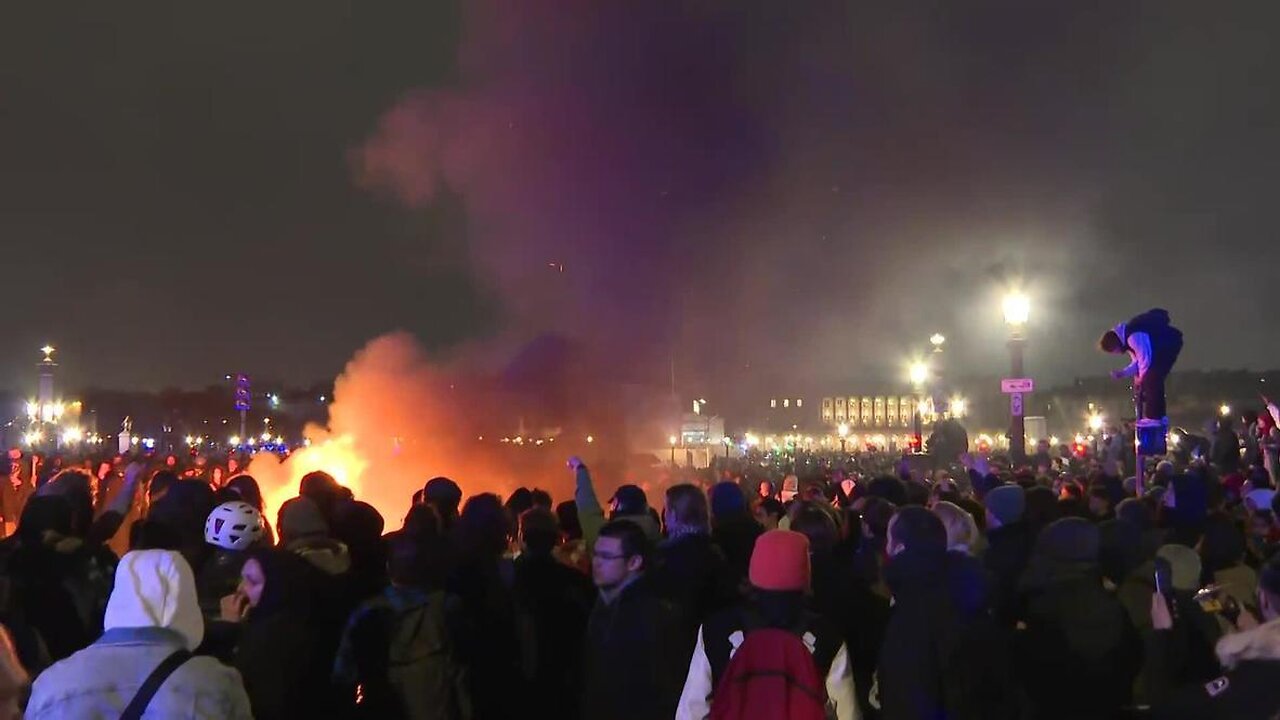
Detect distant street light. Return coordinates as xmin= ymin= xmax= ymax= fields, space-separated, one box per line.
xmin=1003 ymin=291 xmax=1031 ymax=463
xmin=1220 ymin=404 xmax=1232 ymax=417
xmin=837 ymin=422 xmax=849 ymax=454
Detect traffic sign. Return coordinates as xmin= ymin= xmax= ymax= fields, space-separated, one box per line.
xmin=234 ymin=374 xmax=252 ymax=412
xmin=1001 ymin=378 xmax=1035 ymax=394
xmin=1010 ymin=392 xmax=1024 ymax=417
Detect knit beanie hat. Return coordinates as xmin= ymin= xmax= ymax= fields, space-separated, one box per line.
xmin=278 ymin=496 xmax=330 ymax=543
xmin=984 ymin=485 xmax=1026 ymax=526
xmin=749 ymin=530 xmax=811 ymax=592
xmin=1157 ymin=544 xmax=1203 ymax=592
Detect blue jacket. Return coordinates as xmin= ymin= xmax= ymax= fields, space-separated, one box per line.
xmin=26 ymin=627 xmax=252 ymax=719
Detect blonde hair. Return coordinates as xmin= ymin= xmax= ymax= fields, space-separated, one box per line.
xmin=932 ymin=501 xmax=978 ymax=554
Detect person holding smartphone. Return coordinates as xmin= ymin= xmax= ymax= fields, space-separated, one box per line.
xmin=1148 ymin=555 xmax=1280 ymax=719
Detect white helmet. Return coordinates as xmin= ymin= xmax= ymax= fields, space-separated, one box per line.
xmin=204 ymin=501 xmax=265 ymax=551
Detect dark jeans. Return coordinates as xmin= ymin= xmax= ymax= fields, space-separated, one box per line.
xmin=1137 ymin=368 xmax=1168 ymax=420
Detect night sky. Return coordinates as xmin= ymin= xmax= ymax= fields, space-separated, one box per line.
xmin=3 ymin=2 xmax=1278 ymax=400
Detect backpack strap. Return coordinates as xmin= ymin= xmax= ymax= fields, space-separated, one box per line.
xmin=119 ymin=648 xmax=192 ymax=720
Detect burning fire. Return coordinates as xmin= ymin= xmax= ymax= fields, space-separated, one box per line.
xmin=249 ymin=434 xmax=370 ymax=523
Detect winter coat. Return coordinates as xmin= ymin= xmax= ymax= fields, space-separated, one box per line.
xmin=332 ymin=586 xmax=471 ymax=720
xmin=27 ymin=627 xmax=251 ymax=719
xmin=1153 ymin=617 xmax=1280 ymax=719
xmin=809 ymin=548 xmax=889 ymax=719
xmin=1016 ymin=561 xmax=1142 ymax=719
xmin=877 ymin=548 xmax=1020 ymax=720
xmin=26 ymin=550 xmax=252 ymax=719
xmin=232 ymin=549 xmax=336 ymax=720
xmin=449 ymin=555 xmax=522 ymax=720
xmin=5 ymin=530 xmax=115 ymax=662
xmin=674 ymin=600 xmax=858 ymax=720
xmin=512 ymin=552 xmax=595 ymax=720
xmin=649 ymin=532 xmax=739 ymax=659
xmin=984 ymin=522 xmax=1033 ymax=626
xmin=582 ymin=576 xmax=686 ymax=720
xmin=711 ymin=515 xmax=764 ymax=590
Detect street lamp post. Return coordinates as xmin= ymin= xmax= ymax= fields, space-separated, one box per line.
xmin=909 ymin=362 xmax=928 ymax=453
xmin=1003 ymin=292 xmax=1031 ymax=465
xmin=837 ymin=423 xmax=849 ymax=456
xmin=669 ymin=435 xmax=677 ymax=466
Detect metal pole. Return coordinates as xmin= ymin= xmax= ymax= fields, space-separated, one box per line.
xmin=239 ymin=409 xmax=247 ymax=447
xmin=1134 ymin=385 xmax=1145 ymax=497
xmin=1009 ymin=335 xmax=1027 ymax=465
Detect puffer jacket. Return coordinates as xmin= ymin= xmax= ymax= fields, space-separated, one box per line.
xmin=26 ymin=627 xmax=252 ymax=719
xmin=26 ymin=550 xmax=252 ymax=719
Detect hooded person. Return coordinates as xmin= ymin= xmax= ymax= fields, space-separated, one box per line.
xmin=147 ymin=479 xmax=218 ymax=573
xmin=330 ymin=499 xmax=388 ymax=603
xmin=1099 ymin=308 xmax=1183 ymax=426
xmin=983 ymin=484 xmax=1033 ymax=626
xmin=675 ymin=529 xmax=857 ymax=720
xmin=1016 ymin=517 xmax=1142 ymax=719
xmin=708 ymin=481 xmax=764 ymax=589
xmin=334 ymin=529 xmax=471 ymax=720
xmin=448 ymin=493 xmax=524 ymax=719
xmin=6 ymin=493 xmax=115 ymax=663
xmin=422 ymin=476 xmax=463 ymax=531
xmin=216 ymin=547 xmax=333 ymax=720
xmin=278 ymin=495 xmax=352 ymax=577
xmin=26 ymin=550 xmax=252 ymax=719
xmin=509 ymin=507 xmax=595 ymax=719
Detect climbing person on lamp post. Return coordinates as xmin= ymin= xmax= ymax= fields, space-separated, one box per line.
xmin=1099 ymin=308 xmax=1184 ymax=429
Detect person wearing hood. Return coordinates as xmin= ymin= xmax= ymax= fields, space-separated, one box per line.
xmin=708 ymin=481 xmax=763 ymax=590
xmin=217 ymin=547 xmax=332 ymax=720
xmin=421 ymin=476 xmax=464 ymax=532
xmin=26 ymin=549 xmax=251 ymax=719
xmin=334 ymin=528 xmax=470 ymax=720
xmin=6 ymin=494 xmax=114 ymax=663
xmin=449 ymin=493 xmax=523 ymax=719
xmin=278 ymin=495 xmax=353 ymax=577
xmin=509 ymin=507 xmax=594 ymax=720
xmin=1200 ymin=513 xmax=1259 ymax=633
xmin=1161 ymin=471 xmax=1210 ymax=547
xmin=875 ymin=506 xmax=1020 ymax=719
xmin=1150 ymin=554 xmax=1280 ymax=719
xmin=983 ymin=484 xmax=1033 ymax=626
xmin=1099 ymin=308 xmax=1183 ymax=427
xmin=330 ymin=499 xmax=388 ymax=604
xmin=649 ymin=484 xmax=737 ymax=662
xmin=1016 ymin=517 xmax=1142 ymax=719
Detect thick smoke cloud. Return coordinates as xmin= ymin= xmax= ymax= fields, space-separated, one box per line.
xmin=352 ymin=1 xmax=1280 ymax=408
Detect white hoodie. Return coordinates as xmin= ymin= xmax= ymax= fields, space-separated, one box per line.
xmin=104 ymin=549 xmax=205 ymax=651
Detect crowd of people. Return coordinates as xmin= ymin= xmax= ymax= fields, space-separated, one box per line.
xmin=0 ymin=402 xmax=1275 ymax=718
